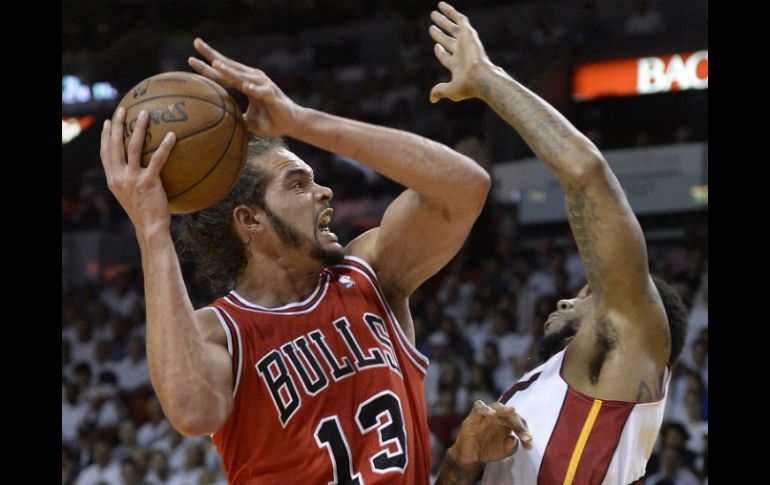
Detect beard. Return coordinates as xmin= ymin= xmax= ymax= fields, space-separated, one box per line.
xmin=537 ymin=319 xmax=580 ymax=362
xmin=264 ymin=205 xmax=345 ymax=267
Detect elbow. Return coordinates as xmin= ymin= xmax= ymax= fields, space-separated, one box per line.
xmin=568 ymin=153 xmax=606 ymax=183
xmin=468 ymin=166 xmax=492 ymax=204
xmin=163 ymin=396 xmax=229 ymax=437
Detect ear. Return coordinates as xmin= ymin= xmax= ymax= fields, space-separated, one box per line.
xmin=233 ymin=205 xmax=265 ymax=233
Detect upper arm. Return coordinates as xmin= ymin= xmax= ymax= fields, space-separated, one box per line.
xmin=195 ymin=307 xmax=234 ymax=394
xmin=177 ymin=308 xmax=234 ymax=434
xmin=347 ymin=187 xmax=487 ymax=296
xmin=565 ymin=161 xmax=669 ymax=358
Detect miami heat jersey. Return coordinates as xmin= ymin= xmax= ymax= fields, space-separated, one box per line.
xmin=205 ymin=256 xmax=431 ymax=485
xmin=482 ymin=348 xmax=670 ymax=485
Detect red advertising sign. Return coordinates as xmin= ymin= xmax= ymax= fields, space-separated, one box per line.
xmin=573 ymin=50 xmax=708 ymax=101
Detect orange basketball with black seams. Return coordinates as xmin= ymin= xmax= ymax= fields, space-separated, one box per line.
xmin=117 ymin=72 xmax=248 ymax=214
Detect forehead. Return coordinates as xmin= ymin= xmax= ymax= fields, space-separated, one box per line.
xmin=260 ymin=148 xmax=313 ymax=177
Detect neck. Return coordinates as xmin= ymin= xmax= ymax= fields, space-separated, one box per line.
xmin=235 ymin=251 xmax=325 ymax=308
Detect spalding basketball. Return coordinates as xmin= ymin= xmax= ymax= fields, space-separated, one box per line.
xmin=117 ymin=72 xmax=248 ymax=214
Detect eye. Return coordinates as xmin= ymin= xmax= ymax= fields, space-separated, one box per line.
xmin=291 ymin=180 xmax=303 ymax=189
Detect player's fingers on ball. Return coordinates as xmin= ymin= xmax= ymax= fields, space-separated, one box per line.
xmin=147 ymin=132 xmax=176 ymax=178
xmin=127 ymin=111 xmax=149 ymax=169
xmin=100 ymin=120 xmax=113 ymax=169
xmin=109 ymin=107 xmax=127 ymax=167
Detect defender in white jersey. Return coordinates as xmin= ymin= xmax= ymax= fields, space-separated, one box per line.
xmin=427 ymin=3 xmax=689 ymax=484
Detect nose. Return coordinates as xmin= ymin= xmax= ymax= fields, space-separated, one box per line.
xmin=557 ymin=299 xmax=575 ymax=312
xmin=316 ymin=184 xmax=333 ymax=203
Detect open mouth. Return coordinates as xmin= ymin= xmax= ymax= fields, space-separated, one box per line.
xmin=318 ymin=208 xmax=333 ymax=234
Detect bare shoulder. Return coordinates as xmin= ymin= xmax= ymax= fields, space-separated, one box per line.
xmin=194 ymin=307 xmax=229 ymax=348
xmin=345 ymin=228 xmax=415 ymax=341
xmin=344 ymin=227 xmax=378 ymax=264
xmin=346 ymin=227 xmax=408 ymax=297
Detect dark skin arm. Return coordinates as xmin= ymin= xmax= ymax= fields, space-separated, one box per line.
xmin=435 ymin=401 xmax=532 ymax=485
xmin=429 ymin=1 xmax=669 ymax=401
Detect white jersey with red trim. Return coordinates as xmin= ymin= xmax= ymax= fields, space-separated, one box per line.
xmin=482 ymin=348 xmax=669 ymax=485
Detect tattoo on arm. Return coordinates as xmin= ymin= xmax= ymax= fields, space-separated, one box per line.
xmin=435 ymin=454 xmax=483 ymax=485
xmin=478 ymin=77 xmax=573 ymax=176
xmin=565 ymin=184 xmax=603 ymax=298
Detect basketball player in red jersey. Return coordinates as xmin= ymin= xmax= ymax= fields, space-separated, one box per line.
xmin=427 ymin=3 xmax=689 ymax=484
xmin=99 ymin=33 xmax=492 ymax=483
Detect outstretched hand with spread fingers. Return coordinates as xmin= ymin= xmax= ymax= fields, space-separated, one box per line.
xmin=188 ymin=38 xmax=302 ymax=137
xmin=428 ymin=1 xmax=494 ymax=104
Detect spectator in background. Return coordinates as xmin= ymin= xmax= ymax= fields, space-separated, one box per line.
xmin=63 ymin=338 xmax=75 ymax=381
xmin=62 ymin=383 xmax=92 ymax=445
xmin=682 ymin=337 xmax=708 ymax=387
xmin=100 ymin=270 xmax=141 ymax=319
xmin=569 ymin=1 xmax=611 ymax=48
xmin=90 ymin=339 xmax=118 ymax=378
xmin=120 ymin=457 xmax=145 ymax=485
xmin=466 ymin=364 xmax=497 ymax=407
xmin=480 ymin=340 xmax=515 ymax=395
xmin=168 ymin=443 xmax=206 ymax=485
xmin=644 ymin=446 xmax=700 ymax=485
xmin=686 ymin=286 xmax=708 ymax=348
xmin=485 ymin=19 xmax=525 ymax=75
xmin=487 ymin=310 xmax=531 ymax=371
xmin=145 ymin=450 xmax=172 ymax=485
xmin=63 ymin=444 xmax=81 ymax=485
xmin=529 ymin=5 xmax=564 ymax=52
xmin=113 ymin=335 xmax=150 ymax=392
xmin=71 ymin=317 xmax=96 ymax=364
xmin=137 ymin=396 xmax=171 ymax=448
xmin=152 ymin=427 xmax=190 ymax=473
xmin=564 ymin=241 xmax=586 ymax=294
xmin=656 ymin=422 xmax=698 ymax=471
xmin=75 ymin=439 xmax=122 ymax=485
xmin=623 ymin=0 xmax=666 ymax=37
xmin=115 ymin=419 xmax=141 ymax=463
xmin=679 ymin=390 xmax=708 ymax=456
xmin=92 ymin=371 xmax=127 ymax=429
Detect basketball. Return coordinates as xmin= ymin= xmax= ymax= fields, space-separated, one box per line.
xmin=116 ymin=72 xmax=248 ymax=214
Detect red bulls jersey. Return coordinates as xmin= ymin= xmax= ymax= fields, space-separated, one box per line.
xmin=205 ymin=256 xmax=431 ymax=485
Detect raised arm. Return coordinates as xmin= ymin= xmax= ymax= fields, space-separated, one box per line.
xmin=428 ymin=2 xmax=668 ymax=365
xmin=100 ymin=109 xmax=233 ymax=436
xmin=189 ymin=38 xmax=490 ymax=301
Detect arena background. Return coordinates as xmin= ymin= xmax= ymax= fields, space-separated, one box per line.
xmin=62 ymin=1 xmax=708 ymax=483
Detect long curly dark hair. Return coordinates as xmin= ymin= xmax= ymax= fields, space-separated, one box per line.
xmin=177 ymin=135 xmax=287 ymax=298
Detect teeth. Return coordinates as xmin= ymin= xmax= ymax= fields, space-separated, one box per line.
xmin=320 ymin=214 xmax=331 ymax=227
